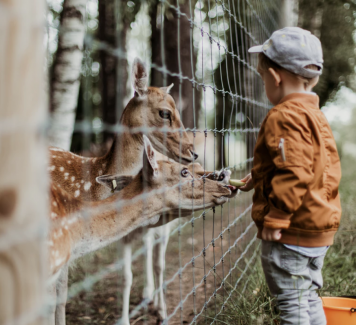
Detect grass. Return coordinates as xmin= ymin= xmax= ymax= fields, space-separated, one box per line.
xmin=202 ymin=259 xmax=279 ymax=325
xmin=201 ymin=152 xmax=356 ymax=324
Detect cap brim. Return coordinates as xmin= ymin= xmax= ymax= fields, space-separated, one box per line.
xmin=248 ymin=45 xmax=263 ymax=53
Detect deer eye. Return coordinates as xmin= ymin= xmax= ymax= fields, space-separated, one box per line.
xmin=181 ymin=168 xmax=190 ymax=178
xmin=159 ymin=110 xmax=171 ymax=120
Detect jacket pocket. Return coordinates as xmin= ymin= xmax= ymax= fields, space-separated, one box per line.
xmin=278 ymin=138 xmax=287 ymax=162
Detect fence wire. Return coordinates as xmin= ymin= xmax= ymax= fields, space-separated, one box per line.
xmin=19 ymin=0 xmax=281 ymax=324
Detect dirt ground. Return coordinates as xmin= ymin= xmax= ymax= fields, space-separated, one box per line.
xmin=66 ymin=191 xmax=258 ymax=324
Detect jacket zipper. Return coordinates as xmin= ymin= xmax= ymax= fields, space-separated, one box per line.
xmin=279 ymin=138 xmax=286 ymax=162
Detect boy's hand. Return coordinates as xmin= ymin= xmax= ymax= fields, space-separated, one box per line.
xmin=238 ymin=173 xmax=253 ymax=192
xmin=262 ymin=227 xmax=282 ymax=241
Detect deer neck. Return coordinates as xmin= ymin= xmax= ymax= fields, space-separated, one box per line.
xmin=106 ymin=131 xmax=144 ymax=176
xmin=68 ymin=187 xmax=165 ymax=261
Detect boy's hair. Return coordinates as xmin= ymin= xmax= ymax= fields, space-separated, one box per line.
xmin=257 ymin=53 xmax=320 ymax=86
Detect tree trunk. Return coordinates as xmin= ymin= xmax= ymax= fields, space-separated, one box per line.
xmin=99 ymin=0 xmax=129 ymax=143
xmin=279 ymin=0 xmax=299 ymax=28
xmin=150 ymin=0 xmax=200 ymax=130
xmin=48 ymin=0 xmax=87 ymax=150
xmin=0 ymin=0 xmax=47 ymax=323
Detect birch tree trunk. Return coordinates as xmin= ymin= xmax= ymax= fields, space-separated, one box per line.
xmin=48 ymin=0 xmax=87 ymax=150
xmin=280 ymin=0 xmax=299 ymax=27
xmin=0 ymin=0 xmax=47 ymax=323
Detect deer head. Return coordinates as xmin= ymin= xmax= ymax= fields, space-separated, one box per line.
xmin=97 ymin=136 xmax=231 ymax=212
xmin=121 ymin=58 xmax=197 ymax=165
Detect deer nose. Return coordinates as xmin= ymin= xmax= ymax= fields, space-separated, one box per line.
xmin=192 ymin=152 xmax=198 ymax=160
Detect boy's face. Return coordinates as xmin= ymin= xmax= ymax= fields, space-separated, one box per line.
xmin=258 ymin=69 xmax=282 ymax=106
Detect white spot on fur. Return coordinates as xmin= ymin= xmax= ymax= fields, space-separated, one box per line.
xmin=52 ymin=202 xmax=57 ymax=207
xmin=74 ymin=190 xmax=80 ymax=197
xmin=67 ymin=217 xmax=77 ymax=224
xmin=52 ymin=155 xmax=56 ymax=158
xmin=92 ymin=158 xmax=97 ymax=163
xmin=59 ymin=167 xmax=64 ymax=172
xmin=71 ymin=176 xmax=75 ymax=182
xmin=48 ymin=240 xmax=54 ymax=246
xmin=81 ymin=160 xmax=85 ymax=163
xmin=67 ymin=160 xmax=71 ymax=164
xmin=51 ymin=212 xmax=57 ymax=218
xmin=84 ymin=182 xmax=92 ymax=191
xmin=76 ymin=183 xmax=80 ymax=188
xmin=102 ymin=163 xmax=106 ymax=168
xmin=64 ymin=172 xmax=69 ymax=176
xmin=53 ymin=229 xmax=63 ymax=239
xmin=49 ymin=165 xmax=55 ymax=171
xmin=81 ymin=180 xmax=84 ymax=183
xmin=50 ymin=148 xmax=64 ymax=152
xmin=99 ymin=170 xmax=103 ymax=176
xmin=55 ymin=256 xmax=65 ymax=267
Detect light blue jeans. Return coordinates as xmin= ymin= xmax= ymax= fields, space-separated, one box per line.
xmin=261 ymin=240 xmax=327 ymax=325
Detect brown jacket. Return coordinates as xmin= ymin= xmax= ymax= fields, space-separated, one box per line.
xmin=251 ymin=93 xmax=341 ymax=247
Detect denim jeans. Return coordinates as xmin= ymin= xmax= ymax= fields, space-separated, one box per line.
xmin=261 ymin=240 xmax=327 ymax=325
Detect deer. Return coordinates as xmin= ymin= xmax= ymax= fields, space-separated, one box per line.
xmin=47 ymin=136 xmax=234 ymax=325
xmin=47 ymin=57 xmax=198 ymax=323
xmin=48 ymin=57 xmax=236 ymax=324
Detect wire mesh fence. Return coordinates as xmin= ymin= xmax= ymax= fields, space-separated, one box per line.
xmin=6 ymin=0 xmax=280 ymax=324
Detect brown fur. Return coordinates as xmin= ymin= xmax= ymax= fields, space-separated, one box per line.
xmin=48 ymin=152 xmax=232 ymax=276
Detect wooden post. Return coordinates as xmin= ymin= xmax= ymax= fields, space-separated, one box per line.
xmin=0 ymin=0 xmax=47 ymax=324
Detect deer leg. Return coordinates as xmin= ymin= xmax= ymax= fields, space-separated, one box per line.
xmin=153 ymin=225 xmax=170 ymax=320
xmin=55 ymin=266 xmax=68 ymax=325
xmin=47 ymin=281 xmax=57 ymax=325
xmin=143 ymin=229 xmax=155 ymax=301
xmin=121 ymin=244 xmax=132 ymax=325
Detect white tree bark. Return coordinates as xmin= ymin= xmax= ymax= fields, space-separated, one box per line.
xmin=0 ymin=0 xmax=47 ymax=323
xmin=280 ymin=0 xmax=299 ymax=28
xmin=48 ymin=0 xmax=87 ymax=150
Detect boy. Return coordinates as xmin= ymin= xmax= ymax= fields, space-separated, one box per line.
xmin=239 ymin=27 xmax=342 ymax=325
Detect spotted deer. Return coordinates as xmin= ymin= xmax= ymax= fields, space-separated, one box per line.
xmin=47 ymin=136 xmax=232 ymax=325
xmin=49 ymin=58 xmax=197 ymax=201
xmin=48 ymin=58 xmax=200 ymax=324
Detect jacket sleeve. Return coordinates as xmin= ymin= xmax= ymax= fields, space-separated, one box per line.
xmin=263 ymin=108 xmax=314 ymax=230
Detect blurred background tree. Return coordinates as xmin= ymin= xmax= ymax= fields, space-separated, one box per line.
xmin=149 ymin=0 xmax=201 ymax=129
xmin=298 ymin=0 xmax=356 ymax=107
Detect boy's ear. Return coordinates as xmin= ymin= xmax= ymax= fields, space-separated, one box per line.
xmin=268 ymin=68 xmax=281 ymax=86
xmin=96 ymin=174 xmax=134 ymax=193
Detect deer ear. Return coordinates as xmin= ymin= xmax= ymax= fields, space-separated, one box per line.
xmin=160 ymin=83 xmax=174 ymax=94
xmin=96 ymin=174 xmax=134 ymax=193
xmin=142 ymin=135 xmax=158 ymax=180
xmin=132 ymin=57 xmax=148 ymax=96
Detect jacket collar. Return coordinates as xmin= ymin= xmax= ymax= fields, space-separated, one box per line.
xmin=278 ymin=92 xmax=320 ymax=109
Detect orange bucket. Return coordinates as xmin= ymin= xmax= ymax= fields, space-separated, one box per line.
xmin=322 ymin=297 xmax=356 ymax=325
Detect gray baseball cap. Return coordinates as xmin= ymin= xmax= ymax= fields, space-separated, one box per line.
xmin=249 ymin=27 xmax=323 ymax=78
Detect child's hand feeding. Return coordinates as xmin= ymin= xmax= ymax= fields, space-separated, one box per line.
xmin=237 ymin=173 xmax=253 ymax=192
